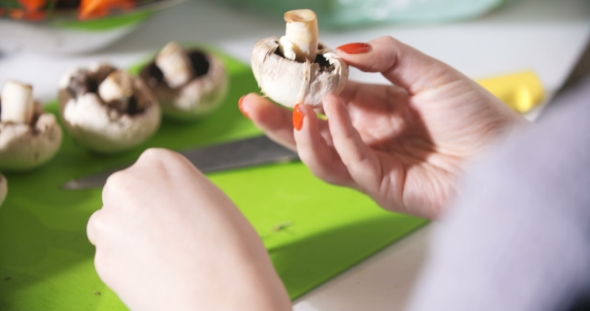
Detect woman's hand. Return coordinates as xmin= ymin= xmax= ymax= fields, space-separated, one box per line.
xmin=240 ymin=36 xmax=527 ymax=219
xmin=87 ymin=148 xmax=292 ymax=311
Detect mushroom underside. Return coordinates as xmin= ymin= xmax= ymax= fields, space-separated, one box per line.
xmin=60 ymin=64 xmax=151 ymax=117
xmin=251 ymin=37 xmax=348 ymax=108
xmin=61 ymin=93 xmax=160 ymax=153
xmin=59 ymin=64 xmax=161 ymax=153
xmin=140 ymin=50 xmax=228 ymax=120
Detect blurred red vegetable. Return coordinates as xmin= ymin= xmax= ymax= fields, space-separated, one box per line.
xmin=0 ymin=0 xmax=145 ymax=21
xmin=18 ymin=0 xmax=46 ymax=11
xmin=78 ymin=0 xmax=136 ymax=19
xmin=8 ymin=8 xmax=46 ymax=20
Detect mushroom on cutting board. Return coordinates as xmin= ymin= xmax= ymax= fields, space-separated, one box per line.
xmin=58 ymin=63 xmax=161 ymax=153
xmin=139 ymin=42 xmax=229 ymax=121
xmin=0 ymin=80 xmax=62 ymax=171
xmin=251 ymin=9 xmax=349 ymax=108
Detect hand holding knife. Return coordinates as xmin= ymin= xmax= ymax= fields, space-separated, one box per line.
xmin=62 ymin=135 xmax=298 ymax=190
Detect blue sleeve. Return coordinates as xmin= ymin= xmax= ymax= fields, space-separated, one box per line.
xmin=406 ymin=78 xmax=590 ymax=311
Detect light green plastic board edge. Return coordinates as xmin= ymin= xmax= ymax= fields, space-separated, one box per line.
xmin=0 ymin=51 xmax=427 ymax=310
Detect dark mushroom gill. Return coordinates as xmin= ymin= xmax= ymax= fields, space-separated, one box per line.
xmin=139 ymin=49 xmax=211 ymax=89
xmin=188 ymin=50 xmax=210 ymax=78
xmin=273 ymin=41 xmax=335 ymax=72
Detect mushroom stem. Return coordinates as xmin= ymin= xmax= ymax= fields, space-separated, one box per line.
xmin=1 ymin=80 xmax=34 ymax=124
xmin=155 ymin=42 xmax=194 ymax=89
xmin=279 ymin=9 xmax=318 ymax=63
xmin=98 ymin=70 xmax=134 ymax=111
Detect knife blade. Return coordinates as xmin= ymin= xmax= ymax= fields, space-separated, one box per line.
xmin=62 ymin=135 xmax=299 ymax=190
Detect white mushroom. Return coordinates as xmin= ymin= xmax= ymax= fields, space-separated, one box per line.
xmin=0 ymin=174 xmax=6 ymax=207
xmin=0 ymin=80 xmax=62 ymax=171
xmin=251 ymin=9 xmax=349 ymax=108
xmin=58 ymin=63 xmax=161 ymax=153
xmin=140 ymin=42 xmax=228 ymax=121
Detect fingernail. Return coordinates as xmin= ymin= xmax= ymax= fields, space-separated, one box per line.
xmin=293 ymin=104 xmax=304 ymax=131
xmin=238 ymin=95 xmax=249 ymax=119
xmin=336 ymin=42 xmax=372 ymax=54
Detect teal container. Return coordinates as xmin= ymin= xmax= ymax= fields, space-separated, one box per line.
xmin=221 ymin=0 xmax=505 ymax=29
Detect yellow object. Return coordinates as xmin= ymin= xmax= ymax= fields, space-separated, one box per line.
xmin=476 ymin=71 xmax=545 ymax=114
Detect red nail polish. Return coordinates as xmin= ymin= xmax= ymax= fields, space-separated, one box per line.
xmin=238 ymin=95 xmax=249 ymax=119
xmin=293 ymin=104 xmax=304 ymax=131
xmin=336 ymin=42 xmax=372 ymax=54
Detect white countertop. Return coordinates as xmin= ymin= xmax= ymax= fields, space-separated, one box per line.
xmin=1 ymin=0 xmax=589 ymax=310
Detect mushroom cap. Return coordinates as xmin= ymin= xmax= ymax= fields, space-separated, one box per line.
xmin=251 ymin=36 xmax=349 ymax=108
xmin=141 ymin=51 xmax=229 ymax=121
xmin=0 ymin=102 xmax=63 ymax=171
xmin=58 ymin=64 xmax=161 ymax=154
xmin=0 ymin=174 xmax=6 ymax=207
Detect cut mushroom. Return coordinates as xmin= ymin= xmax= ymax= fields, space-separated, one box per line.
xmin=140 ymin=42 xmax=228 ymax=121
xmin=0 ymin=174 xmax=6 ymax=207
xmin=251 ymin=9 xmax=348 ymax=108
xmin=58 ymin=63 xmax=161 ymax=153
xmin=0 ymin=80 xmax=63 ymax=171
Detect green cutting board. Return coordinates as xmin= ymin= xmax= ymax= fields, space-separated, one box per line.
xmin=0 ymin=52 xmax=427 ymax=310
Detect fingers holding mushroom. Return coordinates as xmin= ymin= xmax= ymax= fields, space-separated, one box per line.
xmin=0 ymin=80 xmax=63 ymax=171
xmin=140 ymin=42 xmax=229 ymax=121
xmin=251 ymin=9 xmax=349 ymax=108
xmin=58 ymin=63 xmax=161 ymax=154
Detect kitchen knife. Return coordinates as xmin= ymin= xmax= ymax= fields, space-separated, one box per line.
xmin=62 ymin=135 xmax=299 ymax=190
